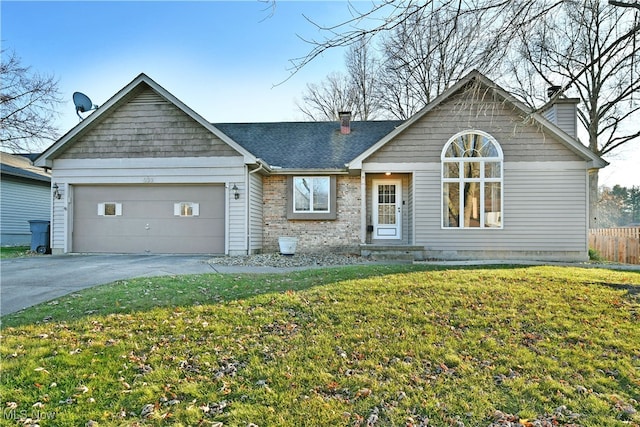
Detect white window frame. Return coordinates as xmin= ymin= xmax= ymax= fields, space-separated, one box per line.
xmin=292 ymin=176 xmax=331 ymax=214
xmin=173 ymin=202 xmax=200 ymax=217
xmin=97 ymin=202 xmax=122 ymax=217
xmin=441 ymin=130 xmax=503 ymax=229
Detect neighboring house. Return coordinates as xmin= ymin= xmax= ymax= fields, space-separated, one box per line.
xmin=35 ymin=71 xmax=607 ymax=261
xmin=1 ymin=152 xmax=52 ymax=246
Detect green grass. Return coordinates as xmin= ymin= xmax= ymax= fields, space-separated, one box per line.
xmin=0 ymin=246 xmax=31 ymax=259
xmin=589 ymin=248 xmax=603 ymax=262
xmin=1 ymin=265 xmax=639 ymax=426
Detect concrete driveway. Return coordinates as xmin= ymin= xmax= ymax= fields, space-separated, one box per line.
xmin=0 ymin=254 xmax=218 ymax=316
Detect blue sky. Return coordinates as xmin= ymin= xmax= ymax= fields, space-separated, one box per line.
xmin=1 ymin=1 xmax=347 ymax=126
xmin=2 ymin=1 xmax=637 ymax=187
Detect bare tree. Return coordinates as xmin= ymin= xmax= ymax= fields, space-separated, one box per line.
xmin=297 ymin=40 xmax=380 ymax=121
xmin=290 ymin=0 xmax=565 ymax=76
xmin=345 ymin=36 xmax=381 ymax=120
xmin=377 ymin=2 xmax=506 ymax=119
xmin=298 ymin=2 xmax=509 ymax=122
xmin=294 ymin=1 xmax=565 ymax=120
xmin=505 ymin=0 xmax=640 ymax=226
xmin=609 ymin=0 xmax=640 ymax=10
xmin=297 ymin=72 xmax=358 ymax=121
xmin=1 ymin=50 xmax=62 ymax=152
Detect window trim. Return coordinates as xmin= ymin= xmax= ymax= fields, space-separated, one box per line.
xmin=173 ymin=202 xmax=200 ymax=217
xmin=287 ymin=175 xmax=337 ymax=220
xmin=97 ymin=202 xmax=122 ymax=217
xmin=441 ymin=130 xmax=503 ymax=229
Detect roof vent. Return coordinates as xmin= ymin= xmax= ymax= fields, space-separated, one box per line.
xmin=339 ymin=111 xmax=351 ymax=135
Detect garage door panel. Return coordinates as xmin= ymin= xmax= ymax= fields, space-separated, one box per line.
xmin=86 ymin=235 xmax=147 ymax=253
xmin=146 ymin=219 xmax=225 ymax=237
xmin=149 ymin=237 xmax=220 ymax=254
xmin=73 ymin=185 xmax=225 ymax=254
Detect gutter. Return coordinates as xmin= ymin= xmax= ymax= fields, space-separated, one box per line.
xmin=249 ymin=158 xmax=266 ymax=175
xmin=265 ymin=167 xmax=350 ymax=175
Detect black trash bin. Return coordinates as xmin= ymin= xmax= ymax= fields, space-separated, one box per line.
xmin=28 ymin=220 xmax=51 ymax=254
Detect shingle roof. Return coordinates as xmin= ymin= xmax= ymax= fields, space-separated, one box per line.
xmin=0 ymin=152 xmax=51 ymax=182
xmin=214 ymin=121 xmax=403 ymax=169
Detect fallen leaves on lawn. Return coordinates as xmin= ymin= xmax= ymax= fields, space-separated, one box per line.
xmin=489 ymin=406 xmax=582 ymax=426
xmin=75 ymin=385 xmax=89 ymax=394
xmin=355 ymin=387 xmax=372 ymax=399
xmin=200 ymin=400 xmax=229 ymax=418
xmin=140 ymin=403 xmax=155 ymax=418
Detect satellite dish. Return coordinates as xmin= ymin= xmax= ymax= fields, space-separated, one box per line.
xmin=73 ymin=92 xmax=98 ymax=120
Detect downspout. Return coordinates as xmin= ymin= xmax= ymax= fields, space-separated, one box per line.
xmin=49 ymin=181 xmax=55 ymax=253
xmin=360 ymin=170 xmax=367 ymax=244
xmin=250 ymin=160 xmax=265 ymax=175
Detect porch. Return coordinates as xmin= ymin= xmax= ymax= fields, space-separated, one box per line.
xmin=360 ymin=244 xmax=426 ymax=262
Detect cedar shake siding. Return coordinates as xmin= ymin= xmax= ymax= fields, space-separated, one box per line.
xmin=58 ymin=87 xmax=240 ymax=159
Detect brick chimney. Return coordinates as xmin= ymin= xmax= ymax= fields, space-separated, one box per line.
xmin=542 ymin=87 xmax=580 ymax=138
xmin=339 ymin=111 xmax=351 ymax=135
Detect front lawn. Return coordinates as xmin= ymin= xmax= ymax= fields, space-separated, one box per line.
xmin=1 ymin=265 xmax=638 ymax=426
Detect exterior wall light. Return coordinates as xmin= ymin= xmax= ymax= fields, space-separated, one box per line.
xmin=52 ymin=183 xmax=62 ymax=200
xmin=232 ymin=184 xmax=240 ymax=200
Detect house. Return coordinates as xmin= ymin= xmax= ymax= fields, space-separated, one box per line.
xmin=34 ymin=71 xmax=607 ymax=261
xmin=1 ymin=152 xmax=52 ymax=246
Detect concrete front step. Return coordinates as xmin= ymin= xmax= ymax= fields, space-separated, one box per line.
xmin=360 ymin=244 xmax=425 ymax=262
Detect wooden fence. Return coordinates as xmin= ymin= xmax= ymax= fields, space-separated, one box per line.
xmin=589 ymin=227 xmax=640 ymax=264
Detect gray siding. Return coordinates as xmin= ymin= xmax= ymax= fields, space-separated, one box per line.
xmin=407 ymin=175 xmax=414 ymax=244
xmin=52 ymin=184 xmax=67 ymax=251
xmin=1 ymin=178 xmax=51 ymax=246
xmin=543 ymin=100 xmax=578 ymax=138
xmin=543 ymin=107 xmax=557 ymax=126
xmin=248 ymin=171 xmax=263 ymax=254
xmin=413 ymin=163 xmax=588 ymax=260
xmin=363 ymin=85 xmax=590 ymax=261
xmin=58 ymin=86 xmax=240 ymax=159
xmin=228 ymin=179 xmax=246 ymax=255
xmin=367 ymin=91 xmax=584 ymax=164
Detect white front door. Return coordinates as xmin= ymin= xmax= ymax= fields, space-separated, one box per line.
xmin=373 ymin=180 xmax=402 ymax=240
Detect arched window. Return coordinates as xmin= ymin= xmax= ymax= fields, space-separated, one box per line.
xmin=441 ymin=131 xmax=503 ymax=228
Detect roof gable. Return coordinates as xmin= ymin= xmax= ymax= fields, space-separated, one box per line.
xmin=34 ymin=71 xmax=606 ymax=172
xmin=348 ymin=70 xmax=607 ymax=169
xmin=35 ymin=74 xmax=256 ymax=167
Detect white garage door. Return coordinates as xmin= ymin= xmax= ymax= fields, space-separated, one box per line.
xmin=73 ymin=185 xmax=225 ymax=254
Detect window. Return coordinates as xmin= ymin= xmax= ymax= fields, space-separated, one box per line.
xmin=294 ymin=177 xmax=330 ymax=213
xmin=376 ymin=184 xmax=397 ymax=225
xmin=287 ymin=176 xmax=337 ymax=220
xmin=442 ymin=131 xmax=503 ymax=228
xmin=98 ymin=202 xmax=122 ymax=216
xmin=174 ymin=202 xmax=200 ymax=217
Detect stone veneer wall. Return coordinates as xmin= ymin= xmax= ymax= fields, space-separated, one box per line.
xmin=262 ymin=175 xmax=362 ymax=253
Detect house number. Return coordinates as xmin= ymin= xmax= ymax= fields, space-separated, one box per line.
xmin=143 ymin=177 xmax=154 ymax=183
